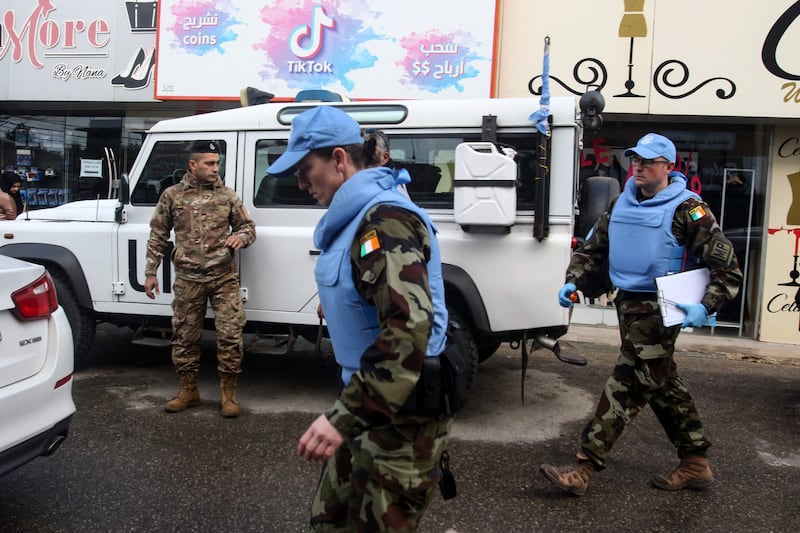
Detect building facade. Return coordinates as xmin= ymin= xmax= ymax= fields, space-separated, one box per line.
xmin=495 ymin=0 xmax=800 ymax=344
xmin=1 ymin=0 xmax=798 ymax=344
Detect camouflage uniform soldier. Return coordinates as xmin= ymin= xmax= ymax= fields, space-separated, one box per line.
xmin=268 ymin=106 xmax=454 ymax=532
xmin=541 ymin=133 xmax=742 ymax=496
xmin=144 ymin=140 xmax=256 ymax=418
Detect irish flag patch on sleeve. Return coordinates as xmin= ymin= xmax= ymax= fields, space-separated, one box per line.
xmin=689 ymin=205 xmax=706 ymax=221
xmin=359 ymin=229 xmax=381 ymax=257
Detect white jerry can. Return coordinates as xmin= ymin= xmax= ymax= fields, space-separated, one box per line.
xmin=453 ymin=142 xmax=517 ymax=228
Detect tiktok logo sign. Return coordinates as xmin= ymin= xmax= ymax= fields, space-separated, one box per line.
xmin=287 ymin=5 xmax=334 ymax=73
xmin=255 ymin=2 xmax=377 ymax=91
xmin=290 ymin=6 xmax=334 ymax=59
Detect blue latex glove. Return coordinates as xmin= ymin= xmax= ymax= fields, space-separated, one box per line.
xmin=558 ymin=283 xmax=577 ymax=308
xmin=676 ymin=303 xmax=711 ymax=328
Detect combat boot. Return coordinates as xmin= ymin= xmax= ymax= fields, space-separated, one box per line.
xmin=164 ymin=371 xmax=201 ymax=412
xmin=540 ymin=459 xmax=596 ymax=496
xmin=219 ymin=373 xmax=240 ymax=418
xmin=651 ymin=455 xmax=714 ymax=491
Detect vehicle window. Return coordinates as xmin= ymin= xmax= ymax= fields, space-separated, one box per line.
xmin=394 ymin=134 xmax=539 ymax=211
xmin=253 ymin=139 xmax=319 ymax=207
xmin=130 ymin=140 xmax=227 ymax=205
xmin=250 ymin=134 xmax=540 ymax=210
xmin=507 ymin=134 xmax=542 ymax=212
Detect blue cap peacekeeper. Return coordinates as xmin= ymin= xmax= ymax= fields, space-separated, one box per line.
xmin=144 ymin=140 xmax=256 ymax=418
xmin=268 ymin=106 xmax=455 ymax=531
xmin=540 ymin=133 xmax=742 ymax=496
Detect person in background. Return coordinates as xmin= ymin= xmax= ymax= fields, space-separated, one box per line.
xmin=540 ymin=133 xmax=742 ymax=496
xmin=364 ymin=128 xmax=393 ymax=167
xmin=269 ymin=106 xmax=453 ymax=531
xmin=364 ymin=128 xmax=410 ymax=199
xmin=144 ymin=140 xmax=256 ymax=418
xmin=0 ymin=171 xmax=24 ymax=218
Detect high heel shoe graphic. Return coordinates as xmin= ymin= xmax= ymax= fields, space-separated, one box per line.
xmin=111 ymin=46 xmax=155 ymax=89
xmin=112 ymin=46 xmax=145 ymax=86
xmin=124 ymin=46 xmax=155 ymax=89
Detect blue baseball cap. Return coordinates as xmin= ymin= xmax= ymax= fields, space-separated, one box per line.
xmin=267 ymin=106 xmax=364 ymax=177
xmin=623 ymin=133 xmax=676 ymax=163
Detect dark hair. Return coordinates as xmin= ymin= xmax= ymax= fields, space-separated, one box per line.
xmin=1 ymin=171 xmax=24 ymax=214
xmin=363 ymin=129 xmax=389 ymax=154
xmin=310 ymin=142 xmax=379 ymax=169
xmin=1 ymin=171 xmax=21 ymax=192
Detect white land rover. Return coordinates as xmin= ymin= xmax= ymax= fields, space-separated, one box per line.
xmin=0 ymin=94 xmax=613 ymax=386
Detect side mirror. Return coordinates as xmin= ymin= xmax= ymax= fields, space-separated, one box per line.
xmin=579 ymin=89 xmax=605 ymax=131
xmin=118 ymin=173 xmax=130 ymax=204
xmin=115 ymin=174 xmax=129 ymax=223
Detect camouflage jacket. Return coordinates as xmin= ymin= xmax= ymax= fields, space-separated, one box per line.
xmin=326 ymin=203 xmax=437 ymax=435
xmin=145 ymin=172 xmax=255 ymax=281
xmin=568 ymin=191 xmax=742 ymax=314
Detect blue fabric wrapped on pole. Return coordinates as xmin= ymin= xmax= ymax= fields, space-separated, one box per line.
xmin=529 ymin=36 xmax=551 ymax=136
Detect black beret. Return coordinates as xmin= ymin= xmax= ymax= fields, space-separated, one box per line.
xmin=189 ymin=140 xmax=220 ymax=154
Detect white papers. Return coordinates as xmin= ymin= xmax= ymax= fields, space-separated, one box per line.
xmin=655 ymin=268 xmax=713 ymax=327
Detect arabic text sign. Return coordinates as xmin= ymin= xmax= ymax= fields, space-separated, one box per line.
xmin=155 ymin=0 xmax=497 ymax=100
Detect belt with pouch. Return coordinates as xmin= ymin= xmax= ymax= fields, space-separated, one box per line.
xmin=617 ymin=290 xmax=658 ymax=301
xmin=398 ymin=341 xmax=468 ymax=417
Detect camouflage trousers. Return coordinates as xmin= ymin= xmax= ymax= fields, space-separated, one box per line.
xmin=580 ymin=306 xmax=710 ymax=469
xmin=310 ymin=415 xmax=454 ymax=532
xmin=170 ymin=272 xmax=246 ymax=375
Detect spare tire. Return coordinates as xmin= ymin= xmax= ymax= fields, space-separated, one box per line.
xmin=576 ymin=176 xmax=620 ymax=240
xmin=446 ymin=307 xmax=479 ymax=392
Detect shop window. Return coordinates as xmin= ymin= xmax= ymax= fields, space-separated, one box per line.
xmin=580 ymin=123 xmax=769 ymax=337
xmin=0 ymin=115 xmax=124 ymax=208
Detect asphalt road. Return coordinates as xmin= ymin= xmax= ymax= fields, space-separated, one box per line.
xmin=1 ymin=324 xmax=799 ymax=532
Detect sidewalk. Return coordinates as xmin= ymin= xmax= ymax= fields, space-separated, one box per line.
xmin=562 ymin=323 xmax=797 ymax=364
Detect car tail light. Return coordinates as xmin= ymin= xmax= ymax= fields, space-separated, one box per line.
xmin=11 ymin=272 xmax=58 ymax=321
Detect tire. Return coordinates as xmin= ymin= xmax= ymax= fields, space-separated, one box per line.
xmin=50 ymin=269 xmax=96 ymax=364
xmin=476 ymin=337 xmax=501 ymax=363
xmin=576 ymin=176 xmax=620 ymax=240
xmin=446 ymin=306 xmax=479 ymax=391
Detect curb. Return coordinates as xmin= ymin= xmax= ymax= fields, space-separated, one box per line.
xmin=562 ymin=324 xmax=798 ymax=365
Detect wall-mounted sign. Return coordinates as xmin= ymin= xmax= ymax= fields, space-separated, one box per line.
xmin=500 ymin=0 xmax=800 ymax=118
xmin=80 ymin=158 xmax=104 ymax=178
xmin=155 ymin=0 xmax=498 ymax=100
xmin=0 ymin=0 xmax=158 ymax=102
xmin=761 ymin=126 xmax=800 ymax=343
xmin=16 ymin=148 xmax=32 ymax=167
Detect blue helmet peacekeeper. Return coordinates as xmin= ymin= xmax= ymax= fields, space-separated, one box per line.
xmin=267 ymin=106 xmax=455 ymax=531
xmin=540 ymin=133 xmax=742 ymax=496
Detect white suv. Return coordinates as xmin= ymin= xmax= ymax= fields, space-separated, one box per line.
xmin=0 ymin=255 xmax=75 ymax=477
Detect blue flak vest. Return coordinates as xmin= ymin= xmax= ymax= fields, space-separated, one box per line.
xmin=609 ymin=173 xmax=700 ymax=292
xmin=313 ymin=167 xmax=448 ymax=386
